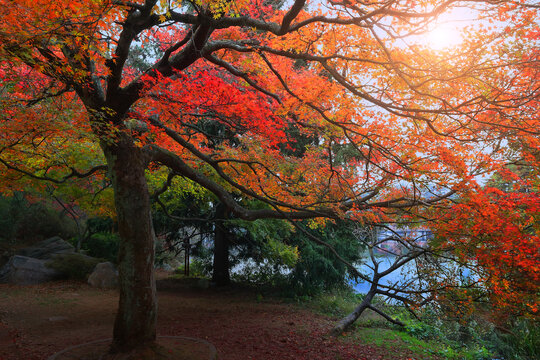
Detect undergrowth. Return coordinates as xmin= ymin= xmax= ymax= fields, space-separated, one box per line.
xmin=300 ymin=289 xmax=538 ymax=360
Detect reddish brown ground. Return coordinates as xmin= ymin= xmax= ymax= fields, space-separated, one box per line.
xmin=0 ymin=276 xmax=421 ymax=360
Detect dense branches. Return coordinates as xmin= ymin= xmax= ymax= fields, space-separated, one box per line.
xmin=0 ymin=0 xmax=538 ymax=354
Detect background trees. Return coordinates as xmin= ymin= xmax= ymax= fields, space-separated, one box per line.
xmin=0 ymin=0 xmax=538 ymax=357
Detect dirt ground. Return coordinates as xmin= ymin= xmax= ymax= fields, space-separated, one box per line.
xmin=0 ymin=275 xmax=419 ymax=360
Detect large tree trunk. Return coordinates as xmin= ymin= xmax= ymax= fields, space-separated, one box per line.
xmin=212 ymin=203 xmax=230 ymax=286
xmin=331 ymin=273 xmax=405 ymax=335
xmin=331 ymin=289 xmax=376 ymax=335
xmin=102 ymin=138 xmax=157 ymax=354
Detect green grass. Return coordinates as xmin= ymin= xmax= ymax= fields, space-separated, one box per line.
xmin=347 ymin=326 xmax=445 ymax=357
xmin=342 ymin=323 xmax=493 ymax=360
xmin=300 ymin=290 xmax=496 ymax=360
xmin=304 ymin=290 xmax=360 ymax=318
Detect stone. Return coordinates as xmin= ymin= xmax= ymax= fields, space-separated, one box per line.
xmin=87 ymin=262 xmax=118 ymax=289
xmin=15 ymin=236 xmax=75 ymax=260
xmin=0 ymin=255 xmax=61 ymax=285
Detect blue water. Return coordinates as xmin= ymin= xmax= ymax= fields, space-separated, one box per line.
xmin=350 ymin=257 xmax=413 ymax=294
xmin=351 ymin=256 xmax=474 ymax=295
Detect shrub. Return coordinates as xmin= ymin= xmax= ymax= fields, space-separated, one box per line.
xmin=82 ymin=232 xmax=119 ymax=263
xmin=404 ymin=319 xmax=442 ymax=340
xmin=308 ymin=290 xmax=360 ymax=317
xmin=285 ymin=220 xmax=364 ymax=296
xmin=489 ymin=319 xmax=540 ymax=360
xmin=174 ymin=259 xmax=209 ymax=278
xmin=46 ymin=253 xmax=103 ymax=280
xmin=0 ymin=194 xmax=77 ymax=248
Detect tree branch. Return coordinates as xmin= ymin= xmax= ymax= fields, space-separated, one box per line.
xmin=0 ymin=159 xmax=107 ymax=184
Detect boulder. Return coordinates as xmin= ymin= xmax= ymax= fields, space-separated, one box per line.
xmin=87 ymin=262 xmax=118 ymax=289
xmin=16 ymin=236 xmax=75 ymax=259
xmin=46 ymin=253 xmax=103 ymax=281
xmin=0 ymin=255 xmax=61 ymax=285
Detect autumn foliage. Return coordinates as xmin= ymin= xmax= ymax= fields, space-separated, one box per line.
xmin=435 ymin=177 xmax=540 ymax=320
xmin=0 ymin=0 xmax=538 ymax=355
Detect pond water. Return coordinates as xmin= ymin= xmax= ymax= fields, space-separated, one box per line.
xmin=351 ymin=256 xmax=474 ymax=295
xmin=351 ymin=256 xmax=417 ymax=294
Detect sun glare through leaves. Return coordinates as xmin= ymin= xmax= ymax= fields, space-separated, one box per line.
xmin=424 ymin=24 xmax=464 ymax=50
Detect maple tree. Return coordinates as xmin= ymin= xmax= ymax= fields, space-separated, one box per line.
xmin=0 ymin=0 xmax=538 ymax=357
xmin=435 ymin=170 xmax=540 ymax=321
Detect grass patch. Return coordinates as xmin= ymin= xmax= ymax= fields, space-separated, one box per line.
xmin=297 ymin=289 xmax=497 ymax=360
xmin=343 ymin=324 xmax=491 ymax=359
xmin=349 ymin=326 xmax=440 ymax=353
xmin=299 ymin=288 xmax=362 ymax=318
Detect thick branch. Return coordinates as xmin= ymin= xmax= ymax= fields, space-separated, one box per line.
xmin=367 ymin=305 xmax=405 ymax=327
xmin=0 ymin=159 xmax=107 ymax=184
xmin=143 ymin=144 xmax=334 ymax=220
xmin=118 ymin=22 xmax=214 ymax=115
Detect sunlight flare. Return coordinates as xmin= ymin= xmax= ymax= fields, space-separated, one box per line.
xmin=425 ymin=24 xmax=464 ymax=51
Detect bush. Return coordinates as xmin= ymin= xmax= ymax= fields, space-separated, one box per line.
xmin=0 ymin=194 xmax=77 ymax=248
xmin=82 ymin=232 xmax=119 ymax=263
xmin=404 ymin=319 xmax=443 ymax=341
xmin=46 ymin=253 xmax=103 ymax=280
xmin=308 ymin=289 xmax=361 ymax=317
xmin=394 ymin=304 xmax=540 ymax=360
xmin=174 ymin=259 xmax=209 ymax=278
xmin=285 ymin=220 xmax=364 ymax=296
xmin=489 ymin=319 xmax=540 ymax=360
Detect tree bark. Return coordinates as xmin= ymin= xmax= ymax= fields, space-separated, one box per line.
xmin=331 ymin=271 xmax=405 ymax=334
xmin=212 ymin=203 xmax=230 ymax=286
xmin=102 ymin=137 xmax=157 ymax=354
xmin=331 ymin=289 xmax=376 ymax=335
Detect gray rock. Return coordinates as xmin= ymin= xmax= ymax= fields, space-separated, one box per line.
xmin=0 ymin=255 xmax=61 ymax=285
xmin=87 ymin=262 xmax=118 ymax=289
xmin=16 ymin=236 xmax=75 ymax=259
